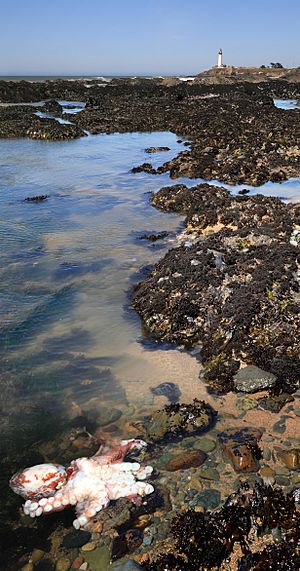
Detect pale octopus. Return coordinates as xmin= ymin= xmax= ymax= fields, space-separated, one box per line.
xmin=10 ymin=439 xmax=154 ymax=529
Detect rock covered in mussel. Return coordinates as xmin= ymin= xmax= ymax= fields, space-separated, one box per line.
xmin=145 ymin=399 xmax=216 ymax=443
xmin=142 ymin=483 xmax=300 ymax=570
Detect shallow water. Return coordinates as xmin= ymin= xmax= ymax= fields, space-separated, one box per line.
xmin=1 ymin=129 xmax=300 ymax=456
xmin=1 ymin=128 xmax=300 ymax=568
xmin=273 ymin=98 xmax=299 ymax=110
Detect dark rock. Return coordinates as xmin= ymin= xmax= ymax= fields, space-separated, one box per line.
xmin=195 ymin=489 xmax=221 ymax=510
xmin=131 ymin=163 xmax=158 ymax=175
xmin=233 ymin=365 xmax=277 ymax=393
xmin=145 ymin=399 xmax=216 ymax=443
xmin=165 ymin=450 xmax=207 ymax=471
xmin=150 ymin=381 xmax=181 ymax=403
xmin=143 ymin=483 xmax=300 ymax=570
xmin=145 ymin=147 xmax=170 ymax=153
xmin=43 ymin=100 xmax=62 ymax=115
xmin=139 ymin=231 xmax=169 ymax=242
xmin=62 ymin=529 xmax=92 ymax=549
xmin=258 ymin=393 xmax=294 ymax=413
xmin=25 ymin=195 xmax=48 ymax=202
xmin=132 ymin=186 xmax=300 ymax=395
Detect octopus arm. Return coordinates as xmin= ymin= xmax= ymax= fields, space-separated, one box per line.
xmin=73 ymin=492 xmax=110 ymax=529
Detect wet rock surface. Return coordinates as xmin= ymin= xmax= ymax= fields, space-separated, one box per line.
xmin=0 ymin=105 xmax=85 ymax=140
xmin=142 ymin=483 xmax=300 ymax=570
xmin=233 ymin=365 xmax=277 ymax=393
xmin=132 ymin=185 xmax=300 ymax=395
xmin=219 ymin=428 xmax=262 ymax=473
xmin=145 ymin=400 xmax=216 ymax=443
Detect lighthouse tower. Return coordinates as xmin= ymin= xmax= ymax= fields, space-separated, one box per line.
xmin=218 ymin=48 xmax=223 ymax=68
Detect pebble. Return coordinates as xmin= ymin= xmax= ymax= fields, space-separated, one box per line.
xmin=275 ymin=475 xmax=290 ymax=486
xmin=263 ymin=447 xmax=271 ymax=461
xmin=275 ymin=466 xmax=290 ymax=476
xmin=279 ymin=449 xmax=300 ymax=470
xmin=71 ymin=556 xmax=84 ymax=570
xmin=83 ymin=546 xmax=111 ymax=571
xmin=63 ymin=530 xmax=92 ymax=549
xmin=260 ymin=466 xmax=275 ymax=485
xmin=292 ymin=474 xmax=300 ymax=484
xmin=31 ymin=550 xmax=45 ymax=563
xmin=294 ymin=407 xmax=300 ymax=417
xmin=193 ymin=437 xmax=216 ymax=453
xmin=97 ymin=406 xmax=122 ymax=427
xmin=198 ymin=468 xmax=220 ymax=481
xmin=273 ymin=419 xmax=286 ymax=434
xmin=165 ymin=450 xmax=207 ymax=471
xmin=21 ymin=564 xmax=34 ymax=571
xmin=195 ymin=489 xmax=221 ymax=510
xmin=79 ymin=564 xmax=89 ymax=571
xmin=56 ymin=557 xmax=71 ymax=571
xmin=188 ymin=477 xmax=203 ymax=491
xmin=81 ymin=541 xmax=98 ymax=552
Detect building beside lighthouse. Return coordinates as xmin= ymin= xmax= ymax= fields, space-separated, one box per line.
xmin=218 ymin=48 xmax=224 ymax=68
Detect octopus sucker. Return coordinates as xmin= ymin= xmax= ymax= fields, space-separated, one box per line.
xmin=10 ymin=439 xmax=154 ymax=529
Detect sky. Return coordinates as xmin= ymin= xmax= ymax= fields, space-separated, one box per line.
xmin=0 ymin=0 xmax=299 ymax=76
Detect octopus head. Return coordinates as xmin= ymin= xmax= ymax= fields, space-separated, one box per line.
xmin=10 ymin=463 xmax=67 ymax=501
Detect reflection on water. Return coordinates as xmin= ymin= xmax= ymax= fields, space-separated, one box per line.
xmin=0 ymin=132 xmax=208 ymax=475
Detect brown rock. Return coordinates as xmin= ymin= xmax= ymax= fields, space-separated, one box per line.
xmin=218 ymin=427 xmax=262 ymax=473
xmin=165 ymin=450 xmax=207 ymax=471
xmin=280 ymin=449 xmax=300 ymax=470
xmin=72 ymin=556 xmax=84 ymax=570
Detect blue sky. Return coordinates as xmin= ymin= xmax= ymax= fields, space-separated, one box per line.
xmin=1 ymin=0 xmax=299 ymax=75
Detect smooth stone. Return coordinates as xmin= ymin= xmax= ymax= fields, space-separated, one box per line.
xmin=165 ymin=450 xmax=207 ymax=471
xmin=193 ymin=437 xmax=216 ymax=453
xmin=97 ymin=406 xmax=122 ymax=427
xmin=71 ymin=556 xmax=84 ymax=570
xmin=79 ymin=565 xmax=89 ymax=571
xmin=275 ymin=466 xmax=290 ymax=476
xmin=56 ymin=557 xmax=71 ymax=571
xmin=31 ymin=550 xmax=45 ymax=563
xmin=294 ymin=408 xmax=300 ymax=417
xmin=21 ymin=565 xmax=34 ymax=571
xmin=273 ymin=419 xmax=286 ymax=434
xmin=260 ymin=466 xmax=275 ymax=485
xmin=279 ymin=449 xmax=300 ymax=470
xmin=83 ymin=546 xmax=111 ymax=571
xmin=263 ymin=448 xmax=271 ymax=461
xmin=275 ymin=476 xmax=290 ymax=486
xmin=112 ymin=562 xmax=142 ymax=570
xmin=233 ymin=365 xmax=277 ymax=393
xmin=195 ymin=489 xmax=221 ymax=510
xmin=219 ymin=427 xmax=262 ymax=473
xmin=291 ymin=474 xmax=300 ymax=484
xmin=198 ymin=468 xmax=220 ymax=481
xmin=62 ymin=530 xmax=92 ymax=549
xmin=81 ymin=541 xmax=98 ymax=552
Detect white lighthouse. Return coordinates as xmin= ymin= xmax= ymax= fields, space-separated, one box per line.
xmin=218 ymin=48 xmax=223 ymax=68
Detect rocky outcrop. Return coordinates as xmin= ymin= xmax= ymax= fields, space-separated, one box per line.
xmin=132 ymin=186 xmax=300 ymax=395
